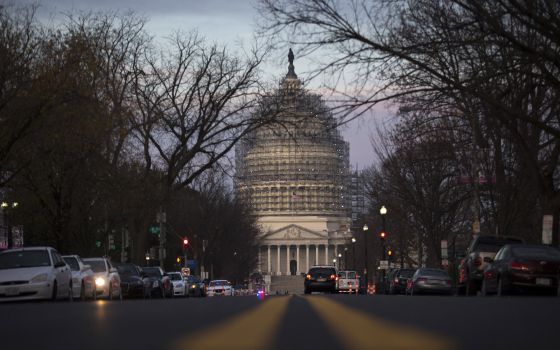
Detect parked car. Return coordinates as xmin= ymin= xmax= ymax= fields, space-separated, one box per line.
xmin=168 ymin=272 xmax=186 ymax=297
xmin=207 ymin=280 xmax=234 ymax=296
xmin=304 ymin=266 xmax=337 ymax=294
xmin=388 ymin=268 xmax=416 ymax=295
xmin=337 ymin=270 xmax=359 ymax=294
xmin=62 ymin=255 xmax=95 ymax=300
xmin=407 ymin=268 xmax=453 ymax=295
xmin=82 ymin=257 xmax=121 ymax=300
xmin=0 ymin=246 xmax=73 ymax=301
xmin=481 ymin=244 xmax=560 ymax=296
xmin=185 ymin=275 xmax=206 ymax=297
xmin=116 ymin=263 xmax=149 ymax=299
xmin=381 ymin=268 xmax=400 ymax=294
xmin=457 ymin=234 xmax=523 ymax=295
xmin=143 ymin=266 xmax=173 ymax=298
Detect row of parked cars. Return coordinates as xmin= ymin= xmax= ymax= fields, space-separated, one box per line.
xmin=380 ymin=235 xmax=560 ymax=296
xmin=0 ymin=246 xmax=218 ymax=302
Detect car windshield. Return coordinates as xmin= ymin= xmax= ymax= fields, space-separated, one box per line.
xmin=398 ymin=269 xmax=416 ymax=278
xmin=84 ymin=260 xmax=107 ymax=273
xmin=476 ymin=238 xmax=522 ymax=253
xmin=346 ymin=271 xmax=357 ymax=279
xmin=168 ymin=273 xmax=182 ymax=281
xmin=337 ymin=271 xmax=346 ymax=278
xmin=419 ymin=269 xmax=449 ymax=278
xmin=210 ymin=280 xmax=228 ymax=287
xmin=63 ymin=257 xmax=80 ymax=271
xmin=117 ymin=265 xmax=139 ymax=276
xmin=143 ymin=268 xmax=162 ymax=278
xmin=0 ymin=250 xmax=51 ymax=269
xmin=512 ymin=246 xmax=560 ymax=260
xmin=309 ymin=268 xmax=335 ymax=275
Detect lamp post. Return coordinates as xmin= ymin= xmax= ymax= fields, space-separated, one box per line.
xmin=344 ymin=247 xmax=348 ymax=270
xmin=351 ymin=237 xmax=356 ymax=270
xmin=332 ymin=258 xmax=337 ymax=268
xmin=1 ymin=201 xmax=18 ymax=249
xmin=363 ymin=224 xmax=369 ymax=288
xmin=338 ymin=253 xmax=342 ymax=269
xmin=380 ymin=205 xmax=388 ymax=290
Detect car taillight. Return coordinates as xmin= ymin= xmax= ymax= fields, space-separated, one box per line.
xmin=306 ymin=274 xmax=312 ymax=280
xmin=394 ymin=277 xmax=399 ymax=283
xmin=329 ymin=274 xmax=336 ymax=280
xmin=510 ymin=261 xmax=529 ymax=271
xmin=473 ymin=256 xmax=482 ymax=267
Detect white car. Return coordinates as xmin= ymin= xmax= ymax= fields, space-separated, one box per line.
xmin=62 ymin=255 xmax=95 ymax=300
xmin=207 ymin=280 xmax=234 ymax=296
xmin=168 ymin=272 xmax=186 ymax=297
xmin=0 ymin=246 xmax=73 ymax=302
xmin=82 ymin=257 xmax=121 ymax=300
xmin=337 ymin=270 xmax=360 ymax=294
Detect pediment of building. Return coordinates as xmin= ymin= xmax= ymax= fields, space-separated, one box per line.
xmin=261 ymin=224 xmax=325 ymax=240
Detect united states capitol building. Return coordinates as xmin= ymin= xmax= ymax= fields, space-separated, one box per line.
xmin=235 ymin=50 xmax=353 ymax=278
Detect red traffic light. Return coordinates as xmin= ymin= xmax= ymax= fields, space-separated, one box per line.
xmin=380 ymin=231 xmax=386 ymax=239
xmin=183 ymin=238 xmax=189 ymax=246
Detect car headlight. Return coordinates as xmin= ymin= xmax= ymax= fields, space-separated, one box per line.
xmin=30 ymin=273 xmax=48 ymax=283
xmin=152 ymin=281 xmax=160 ymax=288
xmin=95 ymin=277 xmax=106 ymax=287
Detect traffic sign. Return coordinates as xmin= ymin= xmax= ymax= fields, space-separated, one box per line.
xmin=379 ymin=260 xmax=389 ymax=269
xmin=149 ymin=225 xmax=160 ymax=234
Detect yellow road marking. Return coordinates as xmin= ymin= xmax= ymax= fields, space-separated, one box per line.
xmin=172 ymin=296 xmax=291 ymax=350
xmin=305 ymin=296 xmax=457 ymax=350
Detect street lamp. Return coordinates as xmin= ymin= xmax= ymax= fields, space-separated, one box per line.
xmin=338 ymin=253 xmax=342 ymax=269
xmin=1 ymin=201 xmax=19 ymax=249
xmin=351 ymin=237 xmax=356 ymax=270
xmin=380 ymin=205 xmax=388 ymax=291
xmin=332 ymin=258 xmax=337 ymax=267
xmin=363 ymin=224 xmax=369 ymax=288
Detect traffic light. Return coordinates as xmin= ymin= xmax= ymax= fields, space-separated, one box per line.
xmin=379 ymin=231 xmax=386 ymax=240
xmin=182 ymin=238 xmax=189 ymax=248
xmin=387 ymin=249 xmax=393 ymax=259
xmin=108 ymin=234 xmax=116 ymax=250
xmin=176 ymin=256 xmax=181 ymax=263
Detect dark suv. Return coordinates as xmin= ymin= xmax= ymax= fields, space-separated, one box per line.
xmin=304 ymin=266 xmax=337 ymax=294
xmin=458 ymin=234 xmax=523 ymax=295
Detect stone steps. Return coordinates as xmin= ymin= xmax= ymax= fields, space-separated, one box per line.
xmin=270 ymin=275 xmax=305 ymax=295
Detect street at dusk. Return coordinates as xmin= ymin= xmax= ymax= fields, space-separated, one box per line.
xmin=2 ymin=1 xmax=560 ymax=349
xmin=2 ymin=294 xmax=560 ymax=350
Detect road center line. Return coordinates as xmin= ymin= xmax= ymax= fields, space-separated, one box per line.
xmin=305 ymin=296 xmax=457 ymax=350
xmin=172 ymin=296 xmax=291 ymax=350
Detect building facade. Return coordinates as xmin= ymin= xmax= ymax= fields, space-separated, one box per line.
xmin=235 ymin=50 xmax=352 ymax=275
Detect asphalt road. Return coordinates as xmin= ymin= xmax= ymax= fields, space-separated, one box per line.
xmin=1 ymin=294 xmax=560 ymax=350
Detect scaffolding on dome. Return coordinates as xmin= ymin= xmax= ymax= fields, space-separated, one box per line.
xmin=235 ymin=58 xmax=350 ymax=217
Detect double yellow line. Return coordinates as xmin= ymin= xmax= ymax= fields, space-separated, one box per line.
xmin=173 ymin=296 xmax=455 ymax=350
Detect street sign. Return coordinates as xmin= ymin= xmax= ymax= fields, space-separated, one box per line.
xmin=379 ymin=260 xmax=389 ymax=269
xmin=149 ymin=225 xmax=160 ymax=234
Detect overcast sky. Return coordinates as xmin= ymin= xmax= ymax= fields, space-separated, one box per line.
xmin=30 ymin=0 xmax=386 ymax=168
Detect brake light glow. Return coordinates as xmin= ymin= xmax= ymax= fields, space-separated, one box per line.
xmin=473 ymin=256 xmax=482 ymax=267
xmin=329 ymin=274 xmax=336 ymax=280
xmin=510 ymin=261 xmax=529 ymax=271
xmin=306 ymin=274 xmax=312 ymax=280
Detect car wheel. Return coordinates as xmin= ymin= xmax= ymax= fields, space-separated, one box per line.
xmin=68 ymin=282 xmax=74 ymax=302
xmin=51 ymin=281 xmax=58 ymax=301
xmin=465 ymin=276 xmax=477 ymax=296
xmin=497 ymin=277 xmax=505 ymax=297
xmin=481 ymin=280 xmax=488 ymax=297
xmin=80 ymin=282 xmax=86 ymax=301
